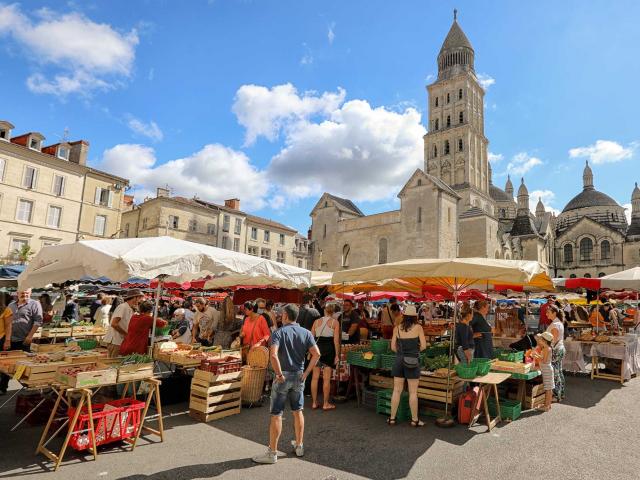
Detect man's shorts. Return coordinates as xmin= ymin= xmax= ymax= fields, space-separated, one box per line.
xmin=270 ymin=371 xmax=305 ymax=416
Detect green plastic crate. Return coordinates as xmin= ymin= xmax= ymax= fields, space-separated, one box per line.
xmin=455 ymin=362 xmax=478 ymax=379
xmin=346 ymin=351 xmax=381 ymax=369
xmin=370 ymin=339 xmax=391 ymax=354
xmin=376 ymin=389 xmax=411 ymax=421
xmin=472 ymin=358 xmax=491 ymax=376
xmin=380 ymin=354 xmax=395 ymax=370
xmin=77 ymin=339 xmax=98 ymax=350
xmin=488 ymin=398 xmax=522 ymax=420
xmin=498 ymin=350 xmax=524 ymax=363
xmin=425 ymin=345 xmax=450 ymax=358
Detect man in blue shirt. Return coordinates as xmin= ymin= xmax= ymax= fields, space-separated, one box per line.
xmin=253 ymin=303 xmax=320 ymax=464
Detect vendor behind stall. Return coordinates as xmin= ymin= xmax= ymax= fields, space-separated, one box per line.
xmin=455 ymin=304 xmax=474 ymax=364
xmin=119 ymin=301 xmax=167 ymax=355
xmin=341 ymin=299 xmax=360 ymax=344
xmin=192 ymin=298 xmax=219 ymax=346
xmin=471 ymin=300 xmax=493 ymax=359
xmin=170 ymin=308 xmax=192 ymax=344
xmin=103 ymin=289 xmax=144 ymax=358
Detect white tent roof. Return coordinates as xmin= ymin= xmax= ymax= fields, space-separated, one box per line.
xmin=18 ymin=236 xmax=311 ymax=290
xmin=600 ymin=267 xmax=640 ymax=290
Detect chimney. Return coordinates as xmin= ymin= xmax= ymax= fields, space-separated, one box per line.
xmin=156 ymin=187 xmax=170 ymax=198
xmin=69 ymin=140 xmax=90 ymax=165
xmin=224 ymin=198 xmax=240 ymax=210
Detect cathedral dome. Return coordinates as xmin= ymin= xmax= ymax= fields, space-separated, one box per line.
xmin=562 ymin=189 xmax=620 ymax=213
xmin=437 ymin=10 xmax=475 ymax=80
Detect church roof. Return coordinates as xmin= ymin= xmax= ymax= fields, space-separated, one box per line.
xmin=326 ymin=194 xmax=364 ymax=216
xmin=459 ymin=206 xmax=486 ymax=219
xmin=562 ymin=189 xmax=620 ymax=213
xmin=628 ymin=218 xmax=640 ymax=239
xmin=510 ymin=213 xmax=539 ymax=237
xmin=489 ymin=184 xmax=513 ymax=202
xmin=439 ymin=19 xmax=474 ymax=55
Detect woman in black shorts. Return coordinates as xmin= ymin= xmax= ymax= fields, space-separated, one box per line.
xmin=389 ymin=305 xmax=427 ymax=426
xmin=310 ymin=303 xmax=340 ymax=410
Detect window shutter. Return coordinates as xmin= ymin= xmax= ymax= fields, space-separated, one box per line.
xmin=32 ymin=168 xmax=38 ymax=189
xmin=108 ymin=190 xmax=114 ymax=208
xmin=95 ymin=187 xmax=101 ymax=204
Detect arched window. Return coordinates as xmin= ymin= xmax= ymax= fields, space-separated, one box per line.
xmin=579 ymin=238 xmax=593 ymax=262
xmin=598 ymin=272 xmax=606 ymax=277
xmin=323 ymin=224 xmax=327 ymax=238
xmin=563 ymin=244 xmax=573 ymax=264
xmin=459 ymin=111 xmax=464 ymax=124
xmin=446 ymin=115 xmax=451 ymax=128
xmin=458 ymin=139 xmax=463 ymax=152
xmin=433 ymin=145 xmax=438 ymax=157
xmin=417 ymin=179 xmax=422 ymax=186
xmin=600 ymin=240 xmax=611 ymax=260
xmin=447 ymin=93 xmax=450 ymax=104
xmin=434 ymin=119 xmax=439 ymax=130
xmin=417 ymin=207 xmax=422 ymax=224
xmin=435 ymin=97 xmax=439 ymax=107
xmin=444 ymin=140 xmax=450 ymax=155
xmin=570 ymin=274 xmax=577 ymax=278
xmin=458 ymin=88 xmax=463 ymax=100
xmin=342 ymin=244 xmax=350 ymax=267
xmin=500 ymin=208 xmax=506 ymax=218
xmin=378 ymin=238 xmax=387 ymax=264
xmin=584 ymin=273 xmax=592 ymax=278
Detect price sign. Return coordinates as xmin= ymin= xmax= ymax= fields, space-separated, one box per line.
xmin=13 ymin=364 xmax=26 ymax=381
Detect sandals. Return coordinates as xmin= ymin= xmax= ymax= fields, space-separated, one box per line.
xmin=322 ymin=404 xmax=336 ymax=411
xmin=386 ymin=417 xmax=396 ymax=426
xmin=411 ymin=419 xmax=425 ymax=427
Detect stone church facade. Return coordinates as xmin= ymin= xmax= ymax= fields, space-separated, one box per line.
xmin=309 ymin=13 xmax=640 ymax=277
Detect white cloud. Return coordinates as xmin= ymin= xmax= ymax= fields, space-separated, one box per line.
xmin=300 ymin=53 xmax=313 ymax=66
xmin=127 ymin=117 xmax=164 ymax=142
xmin=232 ymin=83 xmax=346 ymax=145
xmin=488 ymin=152 xmax=504 ymax=164
xmin=505 ymin=152 xmax=543 ymax=176
xmin=622 ymin=203 xmax=632 ymax=224
xmin=327 ymin=22 xmax=335 ymax=45
xmin=269 ymin=195 xmax=286 ymax=210
xmin=569 ymin=140 xmax=636 ymax=165
xmin=529 ymin=190 xmax=560 ymax=216
xmin=0 ymin=4 xmax=138 ymax=96
xmin=477 ymin=73 xmax=495 ymax=90
xmin=266 ymin=98 xmax=426 ymax=202
xmin=99 ymin=144 xmax=267 ymax=209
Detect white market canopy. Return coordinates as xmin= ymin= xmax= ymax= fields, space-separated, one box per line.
xmin=331 ymin=257 xmax=554 ymax=292
xmin=553 ymin=267 xmax=640 ymax=292
xmin=18 ymin=236 xmax=311 ymax=290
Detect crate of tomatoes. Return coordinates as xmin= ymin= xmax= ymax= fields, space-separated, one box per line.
xmin=199 ymin=356 xmax=242 ymax=375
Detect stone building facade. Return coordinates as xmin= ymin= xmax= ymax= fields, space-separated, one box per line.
xmin=122 ymin=190 xmax=309 ymax=267
xmin=0 ymin=120 xmax=128 ymax=262
xmin=309 ymin=13 xmax=638 ymax=276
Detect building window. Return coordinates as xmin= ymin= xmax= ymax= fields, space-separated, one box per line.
xmin=446 ymin=93 xmax=450 ymax=104
xmin=0 ymin=158 xmax=5 ymax=181
xmin=188 ymin=219 xmax=198 ymax=232
xmin=234 ymin=218 xmax=242 ymax=235
xmin=58 ymin=146 xmax=70 ymax=160
xmin=598 ymin=272 xmax=606 ymax=277
xmin=23 ymin=166 xmax=38 ymax=189
xmin=52 ymin=175 xmax=65 ymax=196
xmin=279 ymin=233 xmax=285 ymax=246
xmin=570 ymin=274 xmax=577 ymax=278
xmin=444 ymin=140 xmax=450 ymax=155
xmin=600 ymin=240 xmax=611 ymax=260
xmin=417 ymin=207 xmax=422 ymax=224
xmin=264 ymin=230 xmax=270 ymax=242
xmin=459 ymin=111 xmax=464 ymax=124
xmin=251 ymin=227 xmax=258 ymax=240
xmin=94 ymin=187 xmax=113 ymax=207
xmin=500 ymin=208 xmax=506 ymax=218
xmin=435 ymin=97 xmax=439 ymax=107
xmin=124 ymin=223 xmax=130 ymax=237
xmin=248 ymin=246 xmax=258 ymax=256
xmin=447 ymin=207 xmax=452 ymax=224
xmin=0 ymin=128 xmax=8 ymax=140
xmin=168 ymin=215 xmax=179 ymax=229
xmin=142 ymin=217 xmax=148 ymax=229
xmin=584 ymin=273 xmax=592 ymax=278
xmin=298 ymin=260 xmax=303 ymax=268
xmin=458 ymin=88 xmax=463 ymax=100
xmin=233 ymin=237 xmax=240 ymax=252
xmin=222 ymin=236 xmax=229 ymax=249
xmin=434 ymin=119 xmax=439 ymax=130
xmin=46 ymin=206 xmax=62 ymax=228
xmin=579 ymin=238 xmax=593 ymax=262
xmin=417 ymin=179 xmax=422 ymax=186
xmin=564 ymin=244 xmax=573 ymax=263
xmin=222 ymin=215 xmax=230 ymax=232
xmin=94 ymin=215 xmax=107 ymax=236
xmin=29 ymin=137 xmax=41 ymax=150
xmin=458 ymin=139 xmax=463 ymax=152
xmin=446 ymin=115 xmax=451 ymax=128
xmin=10 ymin=238 xmax=29 ymax=259
xmin=207 ymin=223 xmax=216 ymax=235
xmin=261 ymin=248 xmax=271 ymax=259
xmin=433 ymin=145 xmax=438 ymax=158
xmin=342 ymin=244 xmax=350 ymax=267
xmin=16 ymin=199 xmax=34 ymax=223
xmin=277 ymin=251 xmax=285 ymax=263
xmin=378 ymin=238 xmax=388 ymax=264
xmin=323 ymin=224 xmax=327 ymax=239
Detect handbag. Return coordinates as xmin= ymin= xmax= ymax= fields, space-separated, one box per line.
xmin=397 ymin=327 xmax=420 ymax=368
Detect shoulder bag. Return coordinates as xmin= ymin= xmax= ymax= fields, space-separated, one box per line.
xmin=397 ymin=326 xmax=420 ymax=368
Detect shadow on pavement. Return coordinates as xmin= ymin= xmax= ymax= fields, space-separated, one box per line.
xmin=560 ymin=374 xmax=623 ymax=409
xmin=115 ymin=458 xmax=256 ymax=480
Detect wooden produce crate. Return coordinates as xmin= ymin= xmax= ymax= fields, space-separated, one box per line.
xmin=40 ymin=327 xmax=72 ymax=338
xmin=189 ymin=368 xmax=242 ymax=422
xmin=30 ymin=343 xmax=68 ymax=353
xmin=71 ymin=325 xmax=93 ymax=336
xmin=524 ymin=382 xmax=546 ymax=410
xmin=171 ymin=353 xmax=204 ymax=368
xmin=64 ymin=353 xmax=103 ymax=364
xmin=369 ymin=373 xmax=394 ymax=390
xmin=16 ymin=360 xmax=69 ymax=383
xmin=117 ymin=362 xmax=155 ymax=382
xmin=0 ymin=351 xmax=29 ymax=374
xmin=491 ymin=360 xmax=532 ymax=374
xmin=417 ymin=371 xmax=464 ymax=404
xmin=55 ymin=362 xmax=117 ymax=388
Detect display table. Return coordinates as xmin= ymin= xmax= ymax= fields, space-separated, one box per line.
xmin=563 ymin=337 xmax=640 ymax=383
xmin=36 ymin=377 xmax=163 ymax=471
xmin=468 ymin=372 xmax=511 ymax=432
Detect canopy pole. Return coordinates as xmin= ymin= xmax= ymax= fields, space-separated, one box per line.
xmin=149 ymin=277 xmax=164 ymax=354
xmin=437 ymin=277 xmax=457 ymax=428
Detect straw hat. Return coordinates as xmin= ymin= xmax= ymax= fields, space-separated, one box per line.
xmin=404 ymin=304 xmax=418 ymax=317
xmin=537 ymin=331 xmax=554 ymax=343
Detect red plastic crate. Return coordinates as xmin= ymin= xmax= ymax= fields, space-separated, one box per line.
xmin=68 ymin=398 xmax=145 ymax=451
xmin=199 ymin=356 xmax=242 ymax=375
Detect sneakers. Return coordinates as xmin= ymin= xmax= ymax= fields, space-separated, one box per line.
xmin=291 ymin=440 xmax=304 ymax=457
xmin=252 ymin=449 xmax=277 ymax=464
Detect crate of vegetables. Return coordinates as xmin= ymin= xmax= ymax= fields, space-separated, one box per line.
xmin=200 ymin=356 xmax=242 ymax=375
xmin=56 ymin=363 xmax=117 ymax=388
xmin=117 ymin=354 xmax=155 ymax=382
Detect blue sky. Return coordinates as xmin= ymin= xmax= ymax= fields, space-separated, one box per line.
xmin=1 ymin=0 xmax=639 ymax=233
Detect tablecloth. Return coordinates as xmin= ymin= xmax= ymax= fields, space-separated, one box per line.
xmin=563 ymin=337 xmax=640 ymax=381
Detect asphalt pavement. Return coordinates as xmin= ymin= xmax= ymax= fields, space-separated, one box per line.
xmin=0 ymin=372 xmax=639 ymax=480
